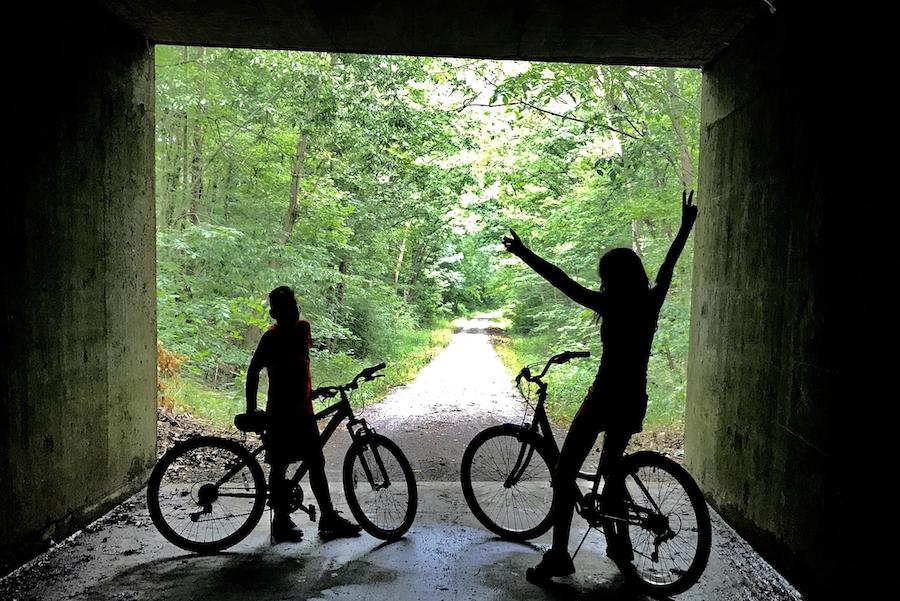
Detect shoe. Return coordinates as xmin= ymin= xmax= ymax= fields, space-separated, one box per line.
xmin=525 ymin=550 xmax=576 ymax=583
xmin=271 ymin=516 xmax=304 ymax=543
xmin=318 ymin=512 xmax=362 ymax=538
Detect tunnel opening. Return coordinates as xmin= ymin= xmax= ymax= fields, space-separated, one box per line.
xmin=152 ymin=45 xmax=700 ymax=454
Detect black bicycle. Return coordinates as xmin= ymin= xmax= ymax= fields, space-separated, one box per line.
xmin=460 ymin=351 xmax=711 ymax=597
xmin=148 ymin=363 xmax=417 ymax=553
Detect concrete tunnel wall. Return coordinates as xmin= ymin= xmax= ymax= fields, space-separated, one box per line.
xmin=685 ymin=7 xmax=875 ymax=599
xmin=1 ymin=7 xmax=157 ymax=571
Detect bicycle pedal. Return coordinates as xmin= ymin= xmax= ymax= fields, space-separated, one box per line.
xmin=308 ymin=504 xmax=317 ymax=522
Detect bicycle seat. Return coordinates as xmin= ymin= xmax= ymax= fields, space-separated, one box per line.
xmin=234 ymin=411 xmax=268 ymax=433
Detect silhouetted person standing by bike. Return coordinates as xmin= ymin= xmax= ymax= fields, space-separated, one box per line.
xmin=246 ymin=285 xmax=362 ymax=542
xmin=502 ymin=191 xmax=698 ymax=582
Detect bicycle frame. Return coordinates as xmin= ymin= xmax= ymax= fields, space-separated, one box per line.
xmin=285 ymin=387 xmax=389 ymax=490
xmin=212 ymin=387 xmax=390 ymax=509
xmin=512 ymin=362 xmax=656 ymax=531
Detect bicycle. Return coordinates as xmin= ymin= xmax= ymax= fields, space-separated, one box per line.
xmin=460 ymin=351 xmax=711 ymax=597
xmin=147 ymin=363 xmax=418 ymax=553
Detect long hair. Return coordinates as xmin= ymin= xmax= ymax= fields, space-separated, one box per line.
xmin=594 ymin=248 xmax=650 ymax=322
xmin=598 ymin=248 xmax=650 ymax=294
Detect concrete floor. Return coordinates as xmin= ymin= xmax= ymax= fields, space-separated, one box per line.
xmin=1 ymin=482 xmax=801 ymax=601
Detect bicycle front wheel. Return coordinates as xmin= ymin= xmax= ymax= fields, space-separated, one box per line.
xmin=460 ymin=424 xmax=555 ymax=541
xmin=605 ymin=451 xmax=711 ymax=597
xmin=147 ymin=436 xmax=267 ymax=553
xmin=343 ymin=434 xmax=417 ymax=540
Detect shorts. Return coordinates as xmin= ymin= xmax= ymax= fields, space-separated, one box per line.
xmin=579 ymin=383 xmax=648 ymax=435
xmin=264 ymin=416 xmax=324 ymax=466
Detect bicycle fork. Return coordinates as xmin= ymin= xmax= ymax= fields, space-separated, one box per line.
xmin=348 ymin=419 xmax=392 ymax=491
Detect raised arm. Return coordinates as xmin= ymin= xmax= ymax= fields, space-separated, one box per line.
xmin=654 ymin=190 xmax=698 ymax=300
xmin=245 ymin=339 xmax=267 ymax=413
xmin=503 ymin=228 xmax=603 ymax=311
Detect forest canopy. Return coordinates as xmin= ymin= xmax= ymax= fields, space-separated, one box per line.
xmin=155 ymin=47 xmax=699 ymax=425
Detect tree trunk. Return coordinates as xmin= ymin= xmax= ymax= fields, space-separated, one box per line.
xmin=393 ymin=222 xmax=410 ymax=287
xmin=405 ymin=248 xmax=433 ymax=303
xmin=328 ymin=258 xmax=349 ymax=352
xmin=188 ymin=47 xmax=206 ymax=225
xmin=158 ymin=108 xmax=181 ymax=229
xmin=180 ymin=109 xmax=190 ymax=221
xmin=662 ymin=346 xmax=680 ymax=378
xmin=631 ymin=219 xmax=643 ymax=257
xmin=222 ymin=161 xmax=233 ymax=223
xmin=664 ymin=68 xmax=694 ymax=189
xmin=281 ymin=131 xmax=308 ymax=243
xmin=189 ymin=125 xmax=203 ymax=225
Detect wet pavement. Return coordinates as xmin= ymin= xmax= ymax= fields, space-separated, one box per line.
xmin=1 ymin=316 xmax=804 ymax=600
xmin=0 ymin=484 xmax=803 ymax=601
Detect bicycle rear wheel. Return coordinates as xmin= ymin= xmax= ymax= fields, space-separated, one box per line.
xmin=604 ymin=451 xmax=711 ymax=596
xmin=147 ymin=436 xmax=267 ymax=553
xmin=343 ymin=434 xmax=417 ymax=540
xmin=460 ymin=424 xmax=555 ymax=540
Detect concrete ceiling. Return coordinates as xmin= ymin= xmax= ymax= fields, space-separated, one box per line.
xmin=99 ymin=1 xmax=767 ymax=67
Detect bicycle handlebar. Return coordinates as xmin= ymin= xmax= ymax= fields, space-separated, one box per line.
xmin=516 ymin=350 xmax=591 ymax=385
xmin=314 ymin=362 xmax=386 ymax=399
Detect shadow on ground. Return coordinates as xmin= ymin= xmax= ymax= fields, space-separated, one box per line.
xmin=76 ymin=535 xmax=661 ymax=601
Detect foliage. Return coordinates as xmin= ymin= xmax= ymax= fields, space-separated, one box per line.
xmin=154 ymin=47 xmax=699 ymax=425
xmin=450 ymin=62 xmax=699 ymax=424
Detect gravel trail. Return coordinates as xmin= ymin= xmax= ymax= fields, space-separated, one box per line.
xmin=343 ymin=315 xmax=526 ymax=481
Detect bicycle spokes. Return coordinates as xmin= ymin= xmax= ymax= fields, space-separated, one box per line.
xmin=504 ymin=439 xmax=537 ymax=487
xmin=621 ymin=465 xmax=702 ymax=585
xmin=153 ymin=443 xmax=262 ymax=547
xmin=464 ymin=430 xmax=554 ymax=536
xmin=346 ymin=437 xmax=415 ymax=536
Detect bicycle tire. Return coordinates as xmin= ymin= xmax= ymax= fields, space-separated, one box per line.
xmin=342 ymin=434 xmax=417 ymax=540
xmin=460 ymin=424 xmax=556 ymax=541
xmin=603 ymin=451 xmax=711 ymax=597
xmin=147 ymin=436 xmax=267 ymax=553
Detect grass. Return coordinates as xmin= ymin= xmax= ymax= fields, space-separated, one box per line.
xmin=161 ymin=319 xmax=456 ymax=428
xmin=492 ymin=331 xmax=685 ymax=427
xmin=492 ymin=333 xmax=597 ymax=425
xmin=162 ymin=376 xmax=244 ymax=425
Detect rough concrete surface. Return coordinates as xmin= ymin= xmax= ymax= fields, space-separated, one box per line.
xmin=99 ymin=1 xmax=766 ymax=67
xmin=684 ymin=6 xmax=866 ymax=598
xmin=3 ymin=4 xmax=157 ymax=572
xmin=2 ymin=318 xmax=801 ymax=600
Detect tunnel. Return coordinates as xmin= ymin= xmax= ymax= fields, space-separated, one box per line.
xmin=3 ymin=2 xmax=875 ymax=599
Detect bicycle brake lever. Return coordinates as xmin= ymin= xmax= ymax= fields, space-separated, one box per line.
xmin=516 ymin=367 xmax=531 ymax=385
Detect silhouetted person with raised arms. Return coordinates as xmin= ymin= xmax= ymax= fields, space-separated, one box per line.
xmin=503 ymin=191 xmax=698 ymax=582
xmin=246 ymin=286 xmax=362 ymax=542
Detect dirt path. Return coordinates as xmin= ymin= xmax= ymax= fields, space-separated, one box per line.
xmin=329 ymin=315 xmax=525 ymax=481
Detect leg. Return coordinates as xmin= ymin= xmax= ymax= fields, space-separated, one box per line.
xmin=598 ymin=430 xmax=632 ymax=560
xmin=297 ymin=419 xmax=335 ymax=516
xmin=550 ymin=409 xmax=602 ymax=554
xmin=300 ymin=419 xmax=361 ymax=537
xmin=269 ymin=460 xmax=304 ymax=542
xmin=527 ymin=402 xmax=601 ymax=582
xmin=597 ymin=430 xmax=630 ymax=482
xmin=268 ymin=461 xmax=289 ymax=518
xmin=306 ymin=450 xmax=335 ymax=517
